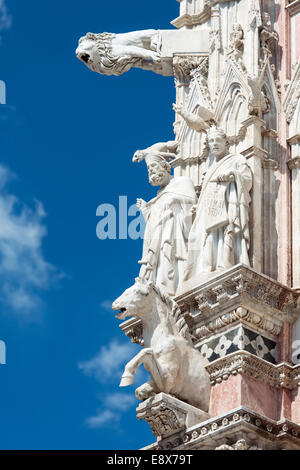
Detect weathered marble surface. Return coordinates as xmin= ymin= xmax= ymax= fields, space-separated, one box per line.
xmin=133 ymin=142 xmax=196 ymax=296
xmin=112 ymin=279 xmax=211 ymax=411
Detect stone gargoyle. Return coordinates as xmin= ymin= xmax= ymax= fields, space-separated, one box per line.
xmin=112 ymin=278 xmax=211 ymax=411
xmin=76 ymin=29 xmax=162 ymax=76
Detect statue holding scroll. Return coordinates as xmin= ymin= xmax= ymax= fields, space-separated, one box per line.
xmin=184 ymin=125 xmax=253 ymax=281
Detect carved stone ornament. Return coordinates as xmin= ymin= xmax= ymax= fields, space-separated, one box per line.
xmin=137 ymin=392 xmax=209 ymax=437
xmin=143 ymin=407 xmax=300 ymax=450
xmin=173 ymin=56 xmax=208 ymax=87
xmin=76 ymin=30 xmax=163 ymax=76
xmin=283 ymin=60 xmax=300 ymax=123
xmin=112 ymin=280 xmax=211 ymax=410
xmin=205 ymin=350 xmax=300 ymax=388
xmin=176 ymin=265 xmax=300 ymax=326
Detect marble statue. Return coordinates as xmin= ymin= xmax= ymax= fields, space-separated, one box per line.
xmin=184 ymin=125 xmax=253 ymax=281
xmin=76 ymin=30 xmax=161 ymax=76
xmin=173 ymin=103 xmax=215 ymax=132
xmin=112 ymin=278 xmax=211 ymax=410
xmin=133 ymin=142 xmax=196 ymax=296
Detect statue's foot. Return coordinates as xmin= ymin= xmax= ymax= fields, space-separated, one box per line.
xmin=135 ymin=382 xmax=157 ymax=401
xmin=120 ymin=373 xmax=134 ymax=387
xmin=151 ymin=52 xmax=161 ymax=63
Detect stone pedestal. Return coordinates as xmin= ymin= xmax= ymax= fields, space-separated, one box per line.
xmin=136 ymin=393 xmax=209 ymax=439
xmin=130 ymin=265 xmax=300 ymax=449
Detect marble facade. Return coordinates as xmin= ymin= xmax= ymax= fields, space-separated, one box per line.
xmin=76 ymin=0 xmax=300 ymax=450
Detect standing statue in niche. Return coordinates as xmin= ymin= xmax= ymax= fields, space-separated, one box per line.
xmin=182 ymin=125 xmax=253 ymax=281
xmin=133 ymin=141 xmax=196 ymax=296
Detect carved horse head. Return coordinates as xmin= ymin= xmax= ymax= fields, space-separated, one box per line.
xmin=112 ymin=278 xmax=191 ymax=341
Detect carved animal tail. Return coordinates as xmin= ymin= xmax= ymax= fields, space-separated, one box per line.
xmin=172 ymin=304 xmax=191 ymax=342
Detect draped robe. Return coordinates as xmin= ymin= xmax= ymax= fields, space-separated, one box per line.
xmin=139 ymin=176 xmax=196 ymax=296
xmin=184 ymin=153 xmax=252 ymax=281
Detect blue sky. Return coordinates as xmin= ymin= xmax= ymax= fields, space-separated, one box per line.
xmin=0 ymin=0 xmax=179 ymax=450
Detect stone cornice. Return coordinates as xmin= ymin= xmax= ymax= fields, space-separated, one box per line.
xmin=286 ymin=0 xmax=300 ymax=16
xmin=287 ymin=133 xmax=300 ymax=145
xmin=193 ymin=307 xmax=282 ymax=342
xmin=175 ymin=265 xmax=300 ymax=326
xmin=241 ymin=145 xmax=269 ymax=162
xmin=121 ymin=265 xmax=300 ymax=347
xmin=145 ymin=406 xmax=300 ymax=450
xmin=171 ymin=11 xmax=211 ymax=29
xmin=206 ymin=350 xmax=300 ymax=388
xmin=171 ymin=155 xmax=206 ymax=168
xmin=119 ymin=317 xmax=143 ymax=346
xmin=288 ymin=156 xmax=300 ymax=170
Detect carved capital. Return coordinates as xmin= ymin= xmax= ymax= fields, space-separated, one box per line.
xmin=137 ymin=393 xmax=209 ymax=438
xmin=173 ymin=55 xmax=207 ymax=87
xmin=288 ymin=157 xmax=300 ymax=170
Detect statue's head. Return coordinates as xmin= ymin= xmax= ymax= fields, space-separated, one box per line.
xmin=76 ymin=32 xmax=133 ymax=76
xmin=112 ymin=278 xmax=154 ymax=320
xmin=133 ymin=150 xmax=171 ymax=187
xmin=146 ymin=154 xmax=171 ymax=187
xmin=206 ymin=126 xmax=229 ymax=159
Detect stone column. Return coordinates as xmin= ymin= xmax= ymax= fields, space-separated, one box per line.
xmin=288 ymin=136 xmax=300 ymax=289
xmin=241 ymin=117 xmax=267 ymax=273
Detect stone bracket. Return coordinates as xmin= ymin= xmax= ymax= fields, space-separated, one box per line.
xmin=136 ymin=392 xmax=209 ymax=438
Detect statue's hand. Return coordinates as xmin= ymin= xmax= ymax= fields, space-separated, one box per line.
xmin=173 ymin=103 xmax=184 ymax=116
xmin=217 ymin=173 xmax=235 ymax=183
xmin=136 ymin=198 xmax=147 ymax=210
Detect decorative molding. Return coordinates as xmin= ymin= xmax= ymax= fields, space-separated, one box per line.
xmin=121 ymin=266 xmax=300 ymax=348
xmin=215 ymin=439 xmax=252 ymax=450
xmin=151 ymin=407 xmax=300 ymax=450
xmin=288 ymin=156 xmax=300 ymax=170
xmin=137 ymin=393 xmax=209 ymax=438
xmin=197 ymin=325 xmax=277 ymax=363
xmin=286 ymin=0 xmax=300 ymax=16
xmin=206 ymin=351 xmax=300 ymax=388
xmin=283 ymin=61 xmax=300 ymax=123
xmin=193 ymin=307 xmax=282 ymax=342
xmin=119 ymin=317 xmax=144 ymax=346
xmin=173 ymin=55 xmax=207 ymax=87
xmin=176 ymin=265 xmax=300 ymax=326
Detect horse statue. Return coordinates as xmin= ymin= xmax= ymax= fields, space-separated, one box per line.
xmin=112 ymin=278 xmax=211 ymax=411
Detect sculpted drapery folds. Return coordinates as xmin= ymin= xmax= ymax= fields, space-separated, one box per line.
xmin=183 ymin=125 xmax=253 ymax=281
xmin=133 ymin=142 xmax=196 ymax=296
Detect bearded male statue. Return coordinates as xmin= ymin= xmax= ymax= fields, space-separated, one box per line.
xmin=184 ymin=126 xmax=253 ymax=282
xmin=133 ymin=142 xmax=196 ymax=296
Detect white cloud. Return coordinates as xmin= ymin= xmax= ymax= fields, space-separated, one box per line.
xmin=85 ymin=409 xmax=118 ymax=428
xmin=0 ymin=164 xmax=59 ymax=314
xmin=78 ymin=339 xmax=137 ymax=381
xmin=79 ymin=340 xmax=150 ymax=429
xmin=104 ymin=392 xmax=136 ymax=412
xmin=100 ymin=299 xmax=113 ymax=311
xmin=0 ymin=0 xmax=12 ymax=33
xmin=85 ymin=393 xmax=136 ymax=429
